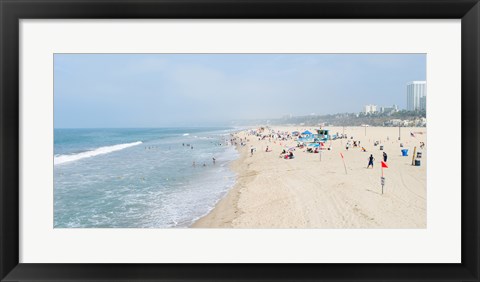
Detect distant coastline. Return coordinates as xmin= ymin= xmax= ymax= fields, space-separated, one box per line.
xmin=230 ymin=110 xmax=426 ymax=128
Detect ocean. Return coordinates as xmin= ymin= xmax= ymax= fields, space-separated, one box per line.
xmin=54 ymin=127 xmax=239 ymax=228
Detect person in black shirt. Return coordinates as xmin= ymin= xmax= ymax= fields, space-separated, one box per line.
xmin=367 ymin=154 xmax=375 ymax=168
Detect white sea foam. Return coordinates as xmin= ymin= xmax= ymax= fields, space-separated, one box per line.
xmin=54 ymin=141 xmax=142 ymax=165
xmin=183 ymin=133 xmax=189 ymax=136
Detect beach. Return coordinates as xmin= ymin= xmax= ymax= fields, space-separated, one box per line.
xmin=193 ymin=126 xmax=427 ymax=228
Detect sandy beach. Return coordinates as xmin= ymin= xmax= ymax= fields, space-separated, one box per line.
xmin=193 ymin=126 xmax=426 ymax=228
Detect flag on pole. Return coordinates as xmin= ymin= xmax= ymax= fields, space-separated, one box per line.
xmin=381 ymin=161 xmax=388 ymax=193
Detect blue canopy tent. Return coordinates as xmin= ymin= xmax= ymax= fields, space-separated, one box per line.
xmin=298 ymin=136 xmax=315 ymax=142
xmin=302 ymin=130 xmax=313 ymax=135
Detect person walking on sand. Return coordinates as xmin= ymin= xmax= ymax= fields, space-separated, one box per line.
xmin=420 ymin=142 xmax=425 ymax=149
xmin=367 ymin=154 xmax=375 ymax=168
xmin=383 ymin=152 xmax=388 ymax=162
xmin=250 ymin=146 xmax=254 ymax=156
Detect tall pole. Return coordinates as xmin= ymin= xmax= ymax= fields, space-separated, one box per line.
xmin=411 ymin=146 xmax=417 ymax=166
xmin=398 ymin=126 xmax=401 ymax=140
xmin=340 ymin=153 xmax=347 ymax=175
xmin=381 ymin=167 xmax=384 ymax=194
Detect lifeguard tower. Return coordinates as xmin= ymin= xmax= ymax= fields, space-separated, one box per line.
xmin=317 ymin=129 xmax=335 ymax=141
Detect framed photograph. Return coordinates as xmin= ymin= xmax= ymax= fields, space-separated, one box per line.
xmin=1 ymin=0 xmax=479 ymax=281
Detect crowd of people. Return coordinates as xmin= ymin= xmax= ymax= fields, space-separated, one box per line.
xmin=188 ymin=127 xmax=425 ymax=171
xmin=238 ymin=127 xmax=426 ymax=169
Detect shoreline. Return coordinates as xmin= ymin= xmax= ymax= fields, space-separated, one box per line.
xmin=192 ymin=141 xmax=249 ymax=228
xmin=193 ymin=126 xmax=427 ymax=228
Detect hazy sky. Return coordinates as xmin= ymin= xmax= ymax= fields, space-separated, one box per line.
xmin=54 ymin=54 xmax=426 ymax=128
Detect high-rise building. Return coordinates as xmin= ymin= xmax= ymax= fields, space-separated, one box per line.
xmin=420 ymin=96 xmax=426 ymax=111
xmin=406 ymin=81 xmax=426 ymax=111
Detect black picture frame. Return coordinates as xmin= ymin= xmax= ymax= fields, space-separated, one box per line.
xmin=1 ymin=0 xmax=479 ymax=281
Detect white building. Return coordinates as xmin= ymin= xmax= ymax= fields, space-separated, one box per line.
xmin=406 ymin=81 xmax=426 ymax=111
xmin=364 ymin=104 xmax=377 ymax=114
xmin=420 ymin=96 xmax=426 ymax=111
xmin=380 ymin=104 xmax=399 ymax=114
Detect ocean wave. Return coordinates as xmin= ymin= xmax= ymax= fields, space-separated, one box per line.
xmin=183 ymin=133 xmax=189 ymax=136
xmin=54 ymin=141 xmax=142 ymax=165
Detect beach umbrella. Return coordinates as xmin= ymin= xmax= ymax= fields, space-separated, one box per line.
xmin=302 ymin=130 xmax=313 ymax=135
